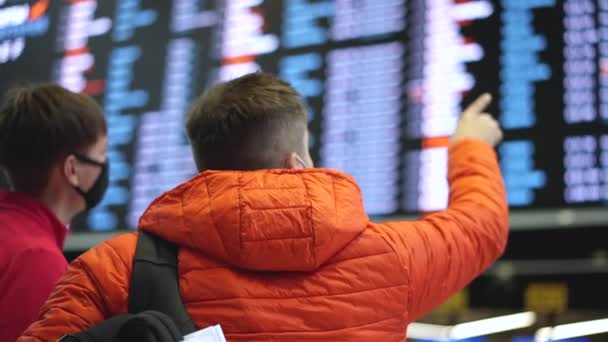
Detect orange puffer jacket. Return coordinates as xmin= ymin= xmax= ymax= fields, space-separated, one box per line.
xmin=20 ymin=139 xmax=508 ymax=341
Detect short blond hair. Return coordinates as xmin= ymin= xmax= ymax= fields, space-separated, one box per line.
xmin=186 ymin=72 xmax=308 ymax=171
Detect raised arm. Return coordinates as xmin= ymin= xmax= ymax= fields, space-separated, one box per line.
xmin=379 ymin=94 xmax=509 ymax=322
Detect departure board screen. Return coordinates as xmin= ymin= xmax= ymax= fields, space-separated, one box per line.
xmin=0 ymin=0 xmax=606 ymax=232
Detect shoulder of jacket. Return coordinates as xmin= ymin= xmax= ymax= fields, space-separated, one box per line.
xmin=77 ymin=232 xmax=138 ymax=271
xmin=102 ymin=231 xmax=138 ymax=254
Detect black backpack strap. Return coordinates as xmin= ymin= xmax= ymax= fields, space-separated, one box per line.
xmin=129 ymin=231 xmax=196 ymax=335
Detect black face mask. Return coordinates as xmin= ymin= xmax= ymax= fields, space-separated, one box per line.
xmin=73 ymin=153 xmax=109 ymax=210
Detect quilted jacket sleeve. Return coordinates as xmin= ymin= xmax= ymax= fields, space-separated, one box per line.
xmin=379 ymin=139 xmax=509 ymax=322
xmin=18 ymin=233 xmax=136 ymax=342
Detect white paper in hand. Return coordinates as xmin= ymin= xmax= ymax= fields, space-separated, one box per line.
xmin=182 ymin=324 xmax=227 ymax=342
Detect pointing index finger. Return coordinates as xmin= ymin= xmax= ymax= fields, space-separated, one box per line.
xmin=463 ymin=93 xmax=492 ymax=117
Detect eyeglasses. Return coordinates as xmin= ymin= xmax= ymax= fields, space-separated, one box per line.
xmin=72 ymin=152 xmax=106 ymax=167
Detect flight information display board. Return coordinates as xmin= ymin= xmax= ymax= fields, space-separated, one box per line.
xmin=0 ymin=0 xmax=606 ymax=232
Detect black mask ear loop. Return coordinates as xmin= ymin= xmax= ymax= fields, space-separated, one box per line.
xmin=72 ymin=153 xmax=109 ymax=210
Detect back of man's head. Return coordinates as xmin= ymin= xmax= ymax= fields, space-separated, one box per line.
xmin=186 ymin=72 xmax=311 ymax=171
xmin=0 ymin=84 xmax=107 ymax=196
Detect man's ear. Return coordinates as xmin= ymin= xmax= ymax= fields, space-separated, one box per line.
xmin=286 ymin=152 xmax=306 ymax=169
xmin=63 ymin=155 xmax=80 ymax=187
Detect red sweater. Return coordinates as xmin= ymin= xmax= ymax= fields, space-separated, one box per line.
xmin=0 ymin=191 xmax=67 ymax=342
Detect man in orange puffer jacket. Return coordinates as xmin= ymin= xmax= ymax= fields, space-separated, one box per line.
xmin=20 ymin=72 xmax=508 ymax=341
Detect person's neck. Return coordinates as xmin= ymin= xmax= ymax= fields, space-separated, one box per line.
xmin=38 ymin=190 xmax=76 ymax=225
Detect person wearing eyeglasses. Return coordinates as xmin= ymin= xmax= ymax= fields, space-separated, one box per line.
xmin=0 ymin=84 xmax=108 ymax=342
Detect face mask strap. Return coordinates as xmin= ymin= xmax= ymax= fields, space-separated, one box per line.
xmin=71 ymin=159 xmax=110 ymax=210
xmin=70 ymin=152 xmax=109 ymax=210
xmin=295 ymin=155 xmax=310 ymax=169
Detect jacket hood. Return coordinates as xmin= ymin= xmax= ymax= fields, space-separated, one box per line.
xmin=138 ymin=169 xmax=369 ymax=272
